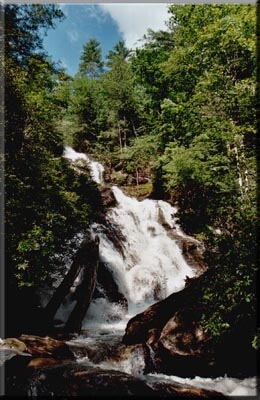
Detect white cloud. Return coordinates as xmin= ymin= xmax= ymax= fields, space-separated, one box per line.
xmin=98 ymin=3 xmax=170 ymax=49
xmin=67 ymin=28 xmax=79 ymax=43
xmin=85 ymin=4 xmax=108 ymax=24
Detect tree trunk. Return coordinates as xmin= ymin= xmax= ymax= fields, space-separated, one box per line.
xmin=136 ymin=168 xmax=139 ymax=186
xmin=239 ymin=137 xmax=249 ymax=194
xmin=131 ymin=118 xmax=137 ymax=137
xmin=65 ymin=236 xmax=100 ymax=334
xmin=234 ymin=143 xmax=243 ymax=196
xmin=118 ymin=122 xmax=122 ymax=153
xmin=43 ymin=235 xmax=99 ymax=331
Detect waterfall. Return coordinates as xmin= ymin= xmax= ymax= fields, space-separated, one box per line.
xmin=63 ymin=146 xmax=104 ymax=184
xmin=97 ymin=186 xmax=194 ymax=308
xmin=63 ymin=146 xmax=195 ymax=332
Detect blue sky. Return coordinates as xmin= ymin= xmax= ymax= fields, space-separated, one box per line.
xmin=43 ymin=3 xmax=170 ymax=76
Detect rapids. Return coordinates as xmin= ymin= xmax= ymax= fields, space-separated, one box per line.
xmin=63 ymin=147 xmax=258 ymax=397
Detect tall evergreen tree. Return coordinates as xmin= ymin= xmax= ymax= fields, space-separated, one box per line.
xmin=78 ymin=38 xmax=104 ymax=78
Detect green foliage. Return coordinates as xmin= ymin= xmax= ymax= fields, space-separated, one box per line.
xmin=150 ymin=4 xmax=257 ymax=343
xmin=5 ymin=4 xmax=104 ymax=294
xmin=131 ymin=29 xmax=173 ymax=112
xmin=120 ymin=134 xmax=160 ymax=184
xmin=106 ymin=40 xmax=131 ymax=67
xmin=252 ymin=328 xmax=260 ymax=350
xmin=70 ymin=75 xmax=104 ymax=151
xmin=5 ymin=4 xmax=64 ymax=65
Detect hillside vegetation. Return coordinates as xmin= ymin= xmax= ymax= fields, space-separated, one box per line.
xmin=4 ymin=4 xmax=258 ymax=348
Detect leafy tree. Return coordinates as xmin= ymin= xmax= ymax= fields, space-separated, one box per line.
xmin=151 ymin=4 xmax=257 ymax=343
xmin=5 ymin=4 xmax=64 ymax=66
xmin=106 ymin=40 xmax=131 ymax=67
xmin=4 ymin=5 xmax=104 ymax=335
xmin=131 ymin=29 xmax=174 ymax=112
xmin=121 ymin=134 xmax=160 ymax=185
xmin=98 ymin=42 xmax=143 ymax=155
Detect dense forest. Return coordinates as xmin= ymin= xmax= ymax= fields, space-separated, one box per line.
xmin=4 ymin=3 xmax=258 ymax=353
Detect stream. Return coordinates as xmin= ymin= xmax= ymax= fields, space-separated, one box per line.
xmin=62 ymin=146 xmax=257 ymax=397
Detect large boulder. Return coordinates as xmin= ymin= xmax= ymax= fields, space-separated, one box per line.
xmin=122 ymin=269 xmax=257 ymax=378
xmin=17 ymin=334 xmax=75 ymax=359
xmin=123 ymin=270 xmax=209 ymax=346
xmin=154 ymin=308 xmax=214 ymax=377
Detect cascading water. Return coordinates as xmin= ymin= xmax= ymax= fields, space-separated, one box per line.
xmin=63 ymin=147 xmax=257 ymax=397
xmin=64 ymin=146 xmax=104 ymax=184
xmin=86 ymin=185 xmax=195 ymax=331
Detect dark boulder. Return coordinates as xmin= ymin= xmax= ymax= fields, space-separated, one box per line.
xmin=147 ymin=379 xmax=227 ymax=398
xmin=155 ymin=308 xmax=214 ymax=377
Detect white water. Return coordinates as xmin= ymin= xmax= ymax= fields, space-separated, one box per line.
xmin=63 ymin=146 xmax=104 ymax=184
xmin=145 ymin=374 xmax=258 ymax=397
xmin=83 ymin=184 xmax=196 ymax=333
xmin=63 ymin=147 xmax=258 ymax=397
xmin=91 ymin=186 xmax=194 ymax=318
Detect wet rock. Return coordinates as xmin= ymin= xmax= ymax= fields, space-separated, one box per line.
xmin=27 ymin=357 xmax=61 ymax=369
xmin=0 ymin=337 xmax=32 ymax=374
xmin=5 ymin=359 xmax=227 ymax=398
xmin=168 ymin=230 xmax=207 ymax=275
xmin=6 ymin=361 xmax=155 ymax=397
xmin=155 ymin=308 xmax=214 ymax=377
xmin=147 ymin=379 xmax=227 ymax=398
xmin=65 ymin=368 xmax=154 ymax=397
xmin=122 ymin=268 xmax=257 ymax=378
xmin=3 ymin=334 xmax=228 ymax=398
xmin=107 ymin=343 xmax=152 ymax=374
xmin=17 ymin=334 xmax=75 ymax=359
xmin=99 ymin=186 xmax=117 ymax=207
xmin=95 ymin=262 xmax=128 ymax=307
xmin=1 ymin=338 xmax=27 ymax=353
xmin=69 ymin=338 xmax=153 ymax=375
xmin=68 ymin=335 xmax=123 ymax=364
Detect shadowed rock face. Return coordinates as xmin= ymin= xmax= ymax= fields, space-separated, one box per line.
xmin=95 ymin=262 xmax=128 ymax=307
xmin=99 ymin=186 xmax=117 ymax=208
xmin=159 ymin=309 xmax=209 ymax=358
